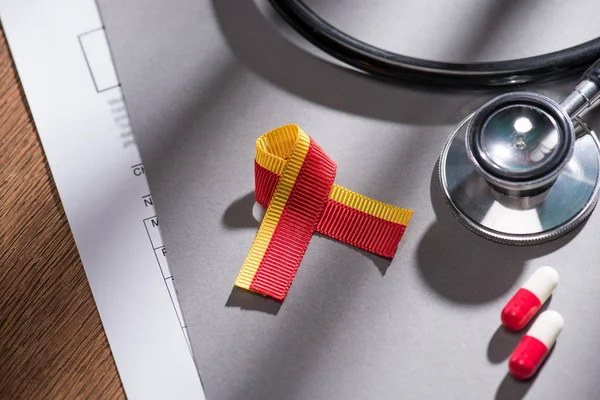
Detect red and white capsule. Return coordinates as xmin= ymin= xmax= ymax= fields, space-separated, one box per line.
xmin=509 ymin=310 xmax=564 ymax=380
xmin=501 ymin=266 xmax=559 ymax=330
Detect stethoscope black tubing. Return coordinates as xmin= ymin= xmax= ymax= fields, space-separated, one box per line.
xmin=269 ymin=0 xmax=600 ymax=89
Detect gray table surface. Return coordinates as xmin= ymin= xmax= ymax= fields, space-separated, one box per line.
xmin=99 ymin=1 xmax=600 ymax=398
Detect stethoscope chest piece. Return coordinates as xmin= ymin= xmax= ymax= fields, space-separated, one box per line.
xmin=439 ymin=90 xmax=600 ymax=245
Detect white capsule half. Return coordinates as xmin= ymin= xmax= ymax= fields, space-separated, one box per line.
xmin=526 ymin=310 xmax=564 ymax=348
xmin=521 ymin=266 xmax=559 ymax=304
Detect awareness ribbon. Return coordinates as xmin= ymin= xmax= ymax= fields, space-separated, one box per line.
xmin=235 ymin=125 xmax=413 ymax=301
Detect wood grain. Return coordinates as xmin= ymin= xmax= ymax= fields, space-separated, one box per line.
xmin=0 ymin=27 xmax=125 ymax=399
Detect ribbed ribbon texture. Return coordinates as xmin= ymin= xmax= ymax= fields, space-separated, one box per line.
xmin=235 ymin=125 xmax=413 ymax=301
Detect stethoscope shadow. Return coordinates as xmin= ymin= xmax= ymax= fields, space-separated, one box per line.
xmin=415 ymin=162 xmax=586 ymax=305
xmin=418 ymin=164 xmax=579 ymax=397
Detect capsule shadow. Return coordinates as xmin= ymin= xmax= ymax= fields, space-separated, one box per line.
xmin=495 ymin=345 xmax=555 ymax=400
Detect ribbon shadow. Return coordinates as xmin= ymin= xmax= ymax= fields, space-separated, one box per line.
xmin=225 ymin=286 xmax=281 ymax=315
xmin=222 ymin=192 xmax=259 ymax=229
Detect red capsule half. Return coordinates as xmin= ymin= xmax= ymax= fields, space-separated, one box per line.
xmin=501 ymin=266 xmax=558 ymax=330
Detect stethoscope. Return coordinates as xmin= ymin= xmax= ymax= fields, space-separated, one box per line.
xmin=270 ymin=0 xmax=600 ymax=245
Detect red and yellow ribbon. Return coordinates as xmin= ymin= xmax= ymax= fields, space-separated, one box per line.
xmin=235 ymin=125 xmax=413 ymax=301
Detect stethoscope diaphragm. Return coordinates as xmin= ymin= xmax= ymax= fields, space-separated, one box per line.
xmin=439 ymin=86 xmax=600 ymax=245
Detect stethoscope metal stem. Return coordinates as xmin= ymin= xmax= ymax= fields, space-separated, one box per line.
xmin=560 ymin=80 xmax=600 ymax=118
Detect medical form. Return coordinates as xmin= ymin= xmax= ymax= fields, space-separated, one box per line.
xmin=0 ymin=0 xmax=205 ymax=398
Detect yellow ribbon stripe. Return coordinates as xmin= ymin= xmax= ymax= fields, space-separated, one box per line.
xmin=235 ymin=125 xmax=311 ymax=290
xmin=328 ymin=185 xmax=413 ymax=225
